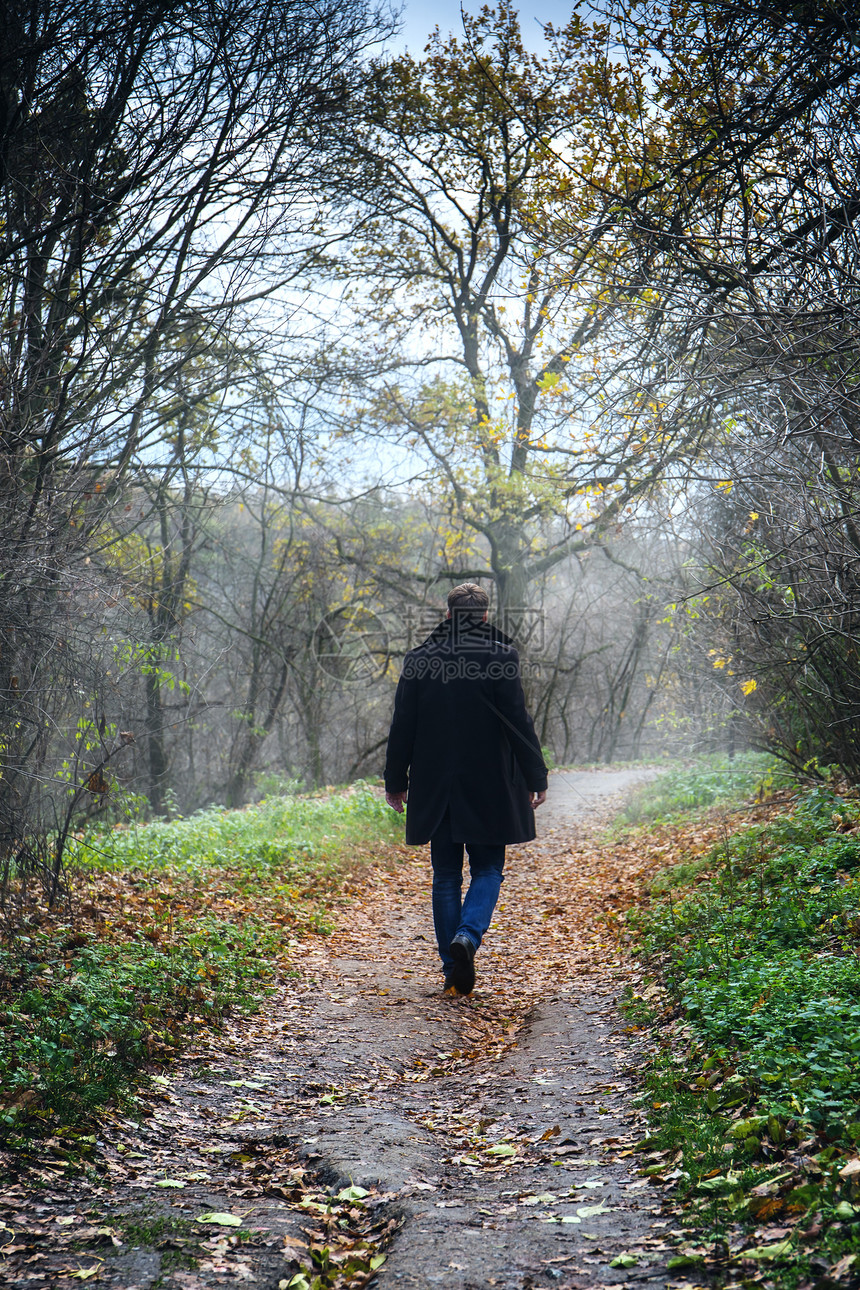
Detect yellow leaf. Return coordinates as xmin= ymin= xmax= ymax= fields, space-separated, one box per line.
xmin=740 ymin=679 xmax=757 ymax=695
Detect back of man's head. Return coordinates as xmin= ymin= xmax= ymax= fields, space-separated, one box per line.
xmin=447 ymin=582 xmax=489 ymax=614
xmin=447 ymin=583 xmax=490 ymax=634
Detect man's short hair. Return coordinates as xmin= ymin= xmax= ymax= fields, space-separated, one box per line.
xmin=447 ymin=583 xmax=490 ymax=613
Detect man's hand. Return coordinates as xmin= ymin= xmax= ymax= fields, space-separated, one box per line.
xmin=385 ymin=790 xmax=407 ymax=814
xmin=531 ymin=789 xmax=547 ymax=808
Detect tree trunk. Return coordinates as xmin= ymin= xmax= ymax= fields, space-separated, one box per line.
xmin=145 ymin=668 xmax=168 ymax=815
xmin=224 ymin=659 xmax=290 ymax=807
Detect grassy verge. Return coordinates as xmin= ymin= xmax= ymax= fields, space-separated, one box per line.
xmin=624 ymin=770 xmax=860 ymax=1288
xmin=0 ymin=783 xmax=402 ymax=1153
xmin=613 ymin=751 xmax=784 ymax=828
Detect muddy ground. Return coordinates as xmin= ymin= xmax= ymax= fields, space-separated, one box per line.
xmin=1 ymin=767 xmax=706 ymax=1290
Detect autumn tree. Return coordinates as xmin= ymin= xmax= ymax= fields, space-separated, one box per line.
xmin=321 ymin=4 xmax=705 ymax=631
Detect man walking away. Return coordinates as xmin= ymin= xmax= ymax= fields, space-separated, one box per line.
xmin=384 ymin=583 xmax=548 ymax=994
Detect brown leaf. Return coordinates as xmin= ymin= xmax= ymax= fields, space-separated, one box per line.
xmin=749 ymin=1196 xmax=785 ymax=1221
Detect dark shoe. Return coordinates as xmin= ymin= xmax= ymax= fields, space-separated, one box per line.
xmin=443 ymin=974 xmax=458 ymax=993
xmin=449 ymin=934 xmax=476 ymax=995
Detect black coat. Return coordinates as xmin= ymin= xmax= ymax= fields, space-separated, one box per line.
xmin=384 ymin=618 xmax=548 ymax=845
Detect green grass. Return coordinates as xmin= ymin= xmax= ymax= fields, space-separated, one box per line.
xmin=627 ymin=781 xmax=860 ymax=1285
xmin=70 ymin=780 xmax=399 ymax=879
xmin=0 ymin=784 xmax=402 ymax=1150
xmin=613 ymin=751 xmax=782 ymax=827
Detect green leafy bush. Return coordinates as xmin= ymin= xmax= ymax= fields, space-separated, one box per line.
xmin=0 ymin=917 xmax=276 ymax=1139
xmin=641 ymin=787 xmax=860 ymax=1131
xmin=628 ymin=784 xmax=860 ymax=1281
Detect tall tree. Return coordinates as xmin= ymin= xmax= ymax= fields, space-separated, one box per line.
xmin=323 ymin=5 xmax=702 ymax=624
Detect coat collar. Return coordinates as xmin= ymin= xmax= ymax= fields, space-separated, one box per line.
xmin=424 ymin=617 xmax=514 ymax=648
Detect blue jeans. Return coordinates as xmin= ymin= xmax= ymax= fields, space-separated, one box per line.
xmin=430 ymin=814 xmax=505 ymax=973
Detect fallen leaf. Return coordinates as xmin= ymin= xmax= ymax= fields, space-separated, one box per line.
xmin=667 ymin=1254 xmax=704 ymax=1270
xmin=695 ymin=1173 xmax=738 ymax=1193
xmin=739 ymin=1239 xmax=793 ymax=1261
xmin=335 ymin=1185 xmax=369 ymax=1201
xmin=728 ymin=1116 xmax=768 ymax=1140
xmin=195 ymin=1213 xmax=243 ymax=1227
xmin=832 ymin=1253 xmax=858 ymax=1278
xmin=748 ymin=1196 xmax=784 ymax=1221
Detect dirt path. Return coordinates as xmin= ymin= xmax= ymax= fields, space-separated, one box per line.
xmin=2 ymin=767 xmax=701 ymax=1290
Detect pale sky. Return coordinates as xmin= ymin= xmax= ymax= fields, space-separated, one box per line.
xmin=391 ymin=0 xmax=580 ymax=54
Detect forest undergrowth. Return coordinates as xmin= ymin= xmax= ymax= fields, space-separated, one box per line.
xmin=621 ymin=761 xmax=860 ymax=1289
xmin=0 ymin=785 xmax=403 ymax=1152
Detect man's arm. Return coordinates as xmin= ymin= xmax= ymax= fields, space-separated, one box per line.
xmin=384 ymin=667 xmax=418 ymax=810
xmin=490 ymin=650 xmax=549 ymax=795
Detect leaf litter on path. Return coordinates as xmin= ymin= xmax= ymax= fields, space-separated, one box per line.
xmin=0 ymin=767 xmax=728 ymax=1288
